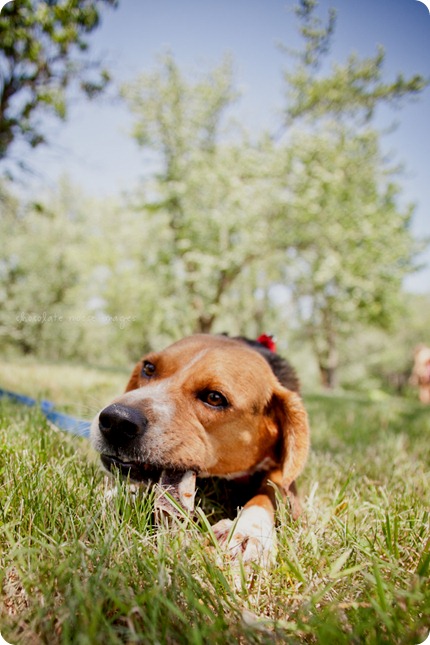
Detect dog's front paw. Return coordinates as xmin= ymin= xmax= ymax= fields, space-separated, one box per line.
xmin=212 ymin=506 xmax=276 ymax=568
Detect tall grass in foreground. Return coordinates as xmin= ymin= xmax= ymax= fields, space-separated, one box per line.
xmin=0 ymin=365 xmax=429 ymax=644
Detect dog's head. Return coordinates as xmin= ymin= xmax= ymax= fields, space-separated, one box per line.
xmin=91 ymin=334 xmax=309 ymax=493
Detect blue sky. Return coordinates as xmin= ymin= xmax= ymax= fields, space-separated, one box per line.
xmin=12 ymin=0 xmax=430 ymax=291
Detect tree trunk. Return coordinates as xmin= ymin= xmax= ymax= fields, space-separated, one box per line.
xmin=318 ymin=364 xmax=337 ymax=389
xmin=316 ymin=310 xmax=339 ymax=389
xmin=193 ymin=266 xmax=241 ymax=335
xmin=196 ymin=314 xmax=215 ymax=334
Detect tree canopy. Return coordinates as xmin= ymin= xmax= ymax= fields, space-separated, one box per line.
xmin=280 ymin=127 xmax=418 ymax=386
xmin=283 ymin=0 xmax=427 ymax=125
xmin=0 ymin=0 xmax=116 ymax=162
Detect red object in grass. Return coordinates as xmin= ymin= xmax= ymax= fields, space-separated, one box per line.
xmin=256 ymin=334 xmax=277 ymax=353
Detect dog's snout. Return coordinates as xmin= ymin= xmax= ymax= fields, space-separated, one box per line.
xmin=98 ymin=404 xmax=148 ymax=442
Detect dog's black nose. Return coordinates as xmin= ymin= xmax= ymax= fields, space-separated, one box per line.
xmin=98 ymin=404 xmax=148 ymax=442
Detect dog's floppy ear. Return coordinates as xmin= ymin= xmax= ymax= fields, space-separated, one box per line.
xmin=125 ymin=362 xmax=142 ymax=392
xmin=271 ymin=385 xmax=310 ymax=515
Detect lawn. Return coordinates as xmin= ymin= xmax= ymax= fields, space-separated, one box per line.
xmin=0 ymin=361 xmax=429 ymax=644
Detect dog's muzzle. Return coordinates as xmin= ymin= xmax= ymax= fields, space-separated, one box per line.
xmin=97 ymin=403 xmax=158 ymax=482
xmin=95 ymin=402 xmax=197 ymax=515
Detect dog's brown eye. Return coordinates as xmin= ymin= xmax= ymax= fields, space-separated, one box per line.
xmin=199 ymin=390 xmax=228 ymax=408
xmin=141 ymin=361 xmax=156 ymax=378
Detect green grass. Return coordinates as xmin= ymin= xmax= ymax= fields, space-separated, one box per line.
xmin=0 ymin=358 xmax=128 ymax=417
xmin=0 ymin=364 xmax=429 ymax=644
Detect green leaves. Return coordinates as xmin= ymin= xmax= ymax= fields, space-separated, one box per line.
xmin=121 ymin=54 xmax=272 ymax=337
xmin=282 ymin=125 xmax=418 ymax=384
xmin=122 ymin=52 xmax=238 ymax=173
xmin=284 ymin=3 xmax=428 ymax=126
xmin=0 ymin=0 xmax=117 ymax=160
xmin=275 ymin=1 xmax=428 ymax=385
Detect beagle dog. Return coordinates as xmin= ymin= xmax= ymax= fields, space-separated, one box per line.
xmin=91 ymin=334 xmax=310 ymax=566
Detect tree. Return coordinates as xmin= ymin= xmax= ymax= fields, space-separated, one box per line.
xmin=277 ymin=127 xmax=417 ymax=387
xmin=0 ymin=0 xmax=117 ymax=162
xmin=273 ymin=0 xmax=428 ymax=388
xmin=121 ymin=54 xmax=279 ymax=339
xmin=0 ymin=178 xmax=93 ymax=359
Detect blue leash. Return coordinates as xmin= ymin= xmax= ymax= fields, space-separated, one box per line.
xmin=0 ymin=387 xmax=91 ymax=438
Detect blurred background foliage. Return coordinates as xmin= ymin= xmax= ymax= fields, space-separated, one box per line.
xmin=0 ymin=0 xmax=428 ymax=394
